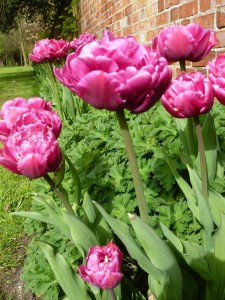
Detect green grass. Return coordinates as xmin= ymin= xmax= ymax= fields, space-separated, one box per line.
xmin=0 ymin=66 xmax=38 ymax=272
xmin=0 ymin=66 xmax=39 ymax=104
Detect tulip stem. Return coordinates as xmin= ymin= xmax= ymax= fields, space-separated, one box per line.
xmin=43 ymin=173 xmax=75 ymax=215
xmin=179 ymin=60 xmax=186 ymax=72
xmin=193 ymin=116 xmax=208 ymax=200
xmin=116 ymin=110 xmax=149 ymax=223
xmin=109 ymin=288 xmax=116 ymax=300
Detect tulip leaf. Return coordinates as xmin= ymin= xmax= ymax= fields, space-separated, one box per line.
xmin=37 ymin=241 xmax=89 ymax=300
xmin=160 ymin=223 xmax=215 ymax=281
xmin=201 ymin=111 xmax=218 ymax=182
xmin=93 ymin=202 xmax=167 ymax=298
xmin=64 ymin=152 xmax=81 ymax=204
xmin=212 ymin=211 xmax=225 ymax=298
xmin=164 ymin=152 xmax=200 ymax=221
xmin=175 ymin=118 xmax=197 ymax=164
xmin=208 ymin=189 xmax=225 ymax=227
xmin=11 ymin=210 xmax=54 ymax=225
xmin=129 ymin=215 xmax=182 ymax=300
xmin=83 ymin=193 xmax=113 ymax=245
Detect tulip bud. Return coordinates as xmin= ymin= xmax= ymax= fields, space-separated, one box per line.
xmin=78 ymin=241 xmax=123 ymax=289
xmin=161 ymin=71 xmax=214 ymax=118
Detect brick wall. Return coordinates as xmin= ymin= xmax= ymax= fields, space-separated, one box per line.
xmin=80 ymin=0 xmax=225 ymax=69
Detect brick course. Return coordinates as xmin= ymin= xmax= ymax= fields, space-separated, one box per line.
xmin=80 ymin=0 xmax=225 ymax=67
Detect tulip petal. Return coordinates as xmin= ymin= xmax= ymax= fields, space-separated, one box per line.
xmin=77 ymin=71 xmax=124 ymax=110
xmin=18 ymin=153 xmax=48 ymax=178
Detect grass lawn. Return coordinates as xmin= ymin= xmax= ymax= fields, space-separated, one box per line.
xmin=0 ymin=65 xmax=39 ymax=104
xmin=0 ymin=66 xmax=38 ymax=296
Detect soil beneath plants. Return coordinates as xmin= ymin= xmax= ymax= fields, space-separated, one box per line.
xmin=0 ymin=236 xmax=40 ymax=300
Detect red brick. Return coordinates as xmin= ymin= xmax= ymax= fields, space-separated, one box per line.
xmin=217 ymin=11 xmax=225 ymax=28
xmin=215 ymin=0 xmax=225 ymax=6
xmin=181 ymin=19 xmax=190 ymax=26
xmin=193 ymin=13 xmax=214 ymax=29
xmin=165 ymin=0 xmax=180 ymax=9
xmin=170 ymin=7 xmax=179 ymax=22
xmin=200 ymin=0 xmax=211 ymax=12
xmin=216 ymin=31 xmax=225 ymax=47
xmin=192 ymin=52 xmax=216 ymax=67
xmin=158 ymin=0 xmax=164 ymax=12
xmin=131 ymin=12 xmax=139 ymax=23
xmin=156 ymin=11 xmax=169 ymax=26
xmin=125 ymin=4 xmax=132 ymax=15
xmin=179 ymin=1 xmax=198 ymax=19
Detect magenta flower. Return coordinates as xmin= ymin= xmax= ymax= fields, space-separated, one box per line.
xmin=152 ymin=24 xmax=217 ymax=63
xmin=0 ymin=97 xmax=61 ymax=141
xmin=78 ymin=241 xmax=123 ymax=289
xmin=69 ymin=33 xmax=97 ymax=50
xmin=161 ymin=71 xmax=214 ymax=118
xmin=29 ymin=38 xmax=69 ymax=63
xmin=0 ymin=123 xmax=62 ymax=178
xmin=207 ymin=54 xmax=225 ymax=105
xmin=54 ymin=30 xmax=172 ymax=113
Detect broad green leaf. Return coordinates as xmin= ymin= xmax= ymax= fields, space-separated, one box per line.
xmin=11 ymin=210 xmax=54 ymax=225
xmin=175 ymin=118 xmax=197 ymax=164
xmin=37 ymin=241 xmax=89 ymax=300
xmin=64 ymin=153 xmax=81 ymax=204
xmin=161 ymin=223 xmax=215 ymax=282
xmin=212 ymin=211 xmax=225 ymax=298
xmin=94 ymin=202 xmax=166 ymax=298
xmin=164 ymin=153 xmax=200 ymax=221
xmin=201 ymin=111 xmax=218 ymax=182
xmin=83 ymin=193 xmax=113 ymax=245
xmin=208 ymin=189 xmax=225 ymax=226
xmin=129 ymin=215 xmax=182 ymax=300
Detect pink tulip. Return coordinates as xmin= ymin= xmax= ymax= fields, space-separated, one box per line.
xmin=0 ymin=123 xmax=62 ymax=178
xmin=54 ymin=30 xmax=172 ymax=113
xmin=29 ymin=38 xmax=69 ymax=63
xmin=78 ymin=241 xmax=123 ymax=289
xmin=0 ymin=97 xmax=61 ymax=141
xmin=69 ymin=33 xmax=97 ymax=50
xmin=207 ymin=54 xmax=225 ymax=105
xmin=152 ymin=24 xmax=217 ymax=63
xmin=161 ymin=71 xmax=214 ymax=118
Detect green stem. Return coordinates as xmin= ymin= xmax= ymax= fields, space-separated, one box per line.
xmin=46 ymin=62 xmax=64 ymax=120
xmin=43 ymin=173 xmax=75 ymax=215
xmin=179 ymin=60 xmax=186 ymax=72
xmin=116 ymin=110 xmax=149 ymax=223
xmin=187 ymin=118 xmax=196 ymax=163
xmin=109 ymin=288 xmax=116 ymax=300
xmin=193 ymin=116 xmax=208 ymax=200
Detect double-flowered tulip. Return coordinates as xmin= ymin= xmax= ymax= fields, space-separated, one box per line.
xmin=69 ymin=33 xmax=97 ymax=50
xmin=207 ymin=54 xmax=225 ymax=105
xmin=152 ymin=23 xmax=217 ymax=63
xmin=161 ymin=71 xmax=214 ymax=118
xmin=0 ymin=97 xmax=62 ymax=178
xmin=54 ymin=30 xmax=172 ymax=113
xmin=78 ymin=241 xmax=123 ymax=289
xmin=29 ymin=38 xmax=69 ymax=63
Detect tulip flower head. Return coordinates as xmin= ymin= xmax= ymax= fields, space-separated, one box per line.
xmin=29 ymin=38 xmax=69 ymax=63
xmin=0 ymin=97 xmax=62 ymax=178
xmin=207 ymin=53 xmax=225 ymax=105
xmin=152 ymin=23 xmax=217 ymax=63
xmin=54 ymin=30 xmax=172 ymax=113
xmin=161 ymin=71 xmax=214 ymax=118
xmin=69 ymin=33 xmax=97 ymax=50
xmin=78 ymin=241 xmax=123 ymax=289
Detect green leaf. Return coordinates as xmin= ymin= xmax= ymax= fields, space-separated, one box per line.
xmin=161 ymin=223 xmax=215 ymax=282
xmin=201 ymin=111 xmax=218 ymax=182
xmin=212 ymin=211 xmax=225 ymax=298
xmin=129 ymin=214 xmax=182 ymax=300
xmin=37 ymin=241 xmax=89 ymax=300
xmin=164 ymin=152 xmax=200 ymax=221
xmin=94 ymin=202 xmax=167 ymax=299
xmin=83 ymin=193 xmax=113 ymax=245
